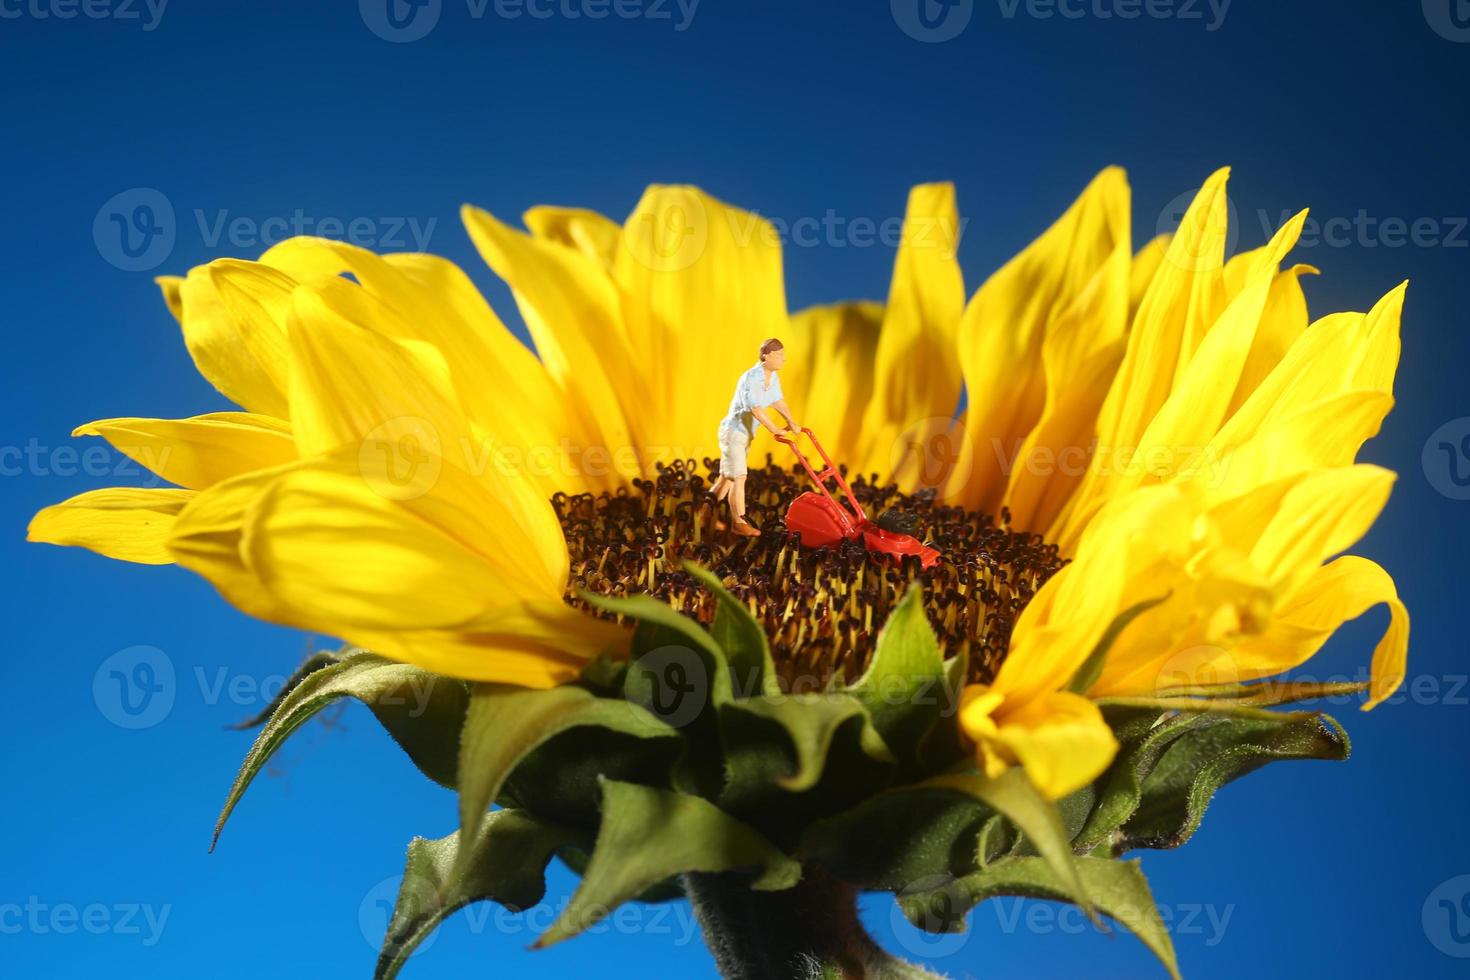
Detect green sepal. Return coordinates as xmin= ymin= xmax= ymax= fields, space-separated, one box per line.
xmin=1148 ymin=679 xmax=1372 ymax=706
xmin=682 ymin=560 xmax=779 ymax=697
xmin=718 ymin=695 xmax=897 ymax=843
xmin=899 ymin=856 xmax=1180 ymax=980
xmin=1072 ymin=707 xmax=1211 ymax=852
xmin=1120 ymin=710 xmax=1351 ymax=851
xmin=213 ymin=652 xmax=468 ymax=849
xmin=536 ymin=779 xmax=801 ymax=949
xmin=919 ymin=768 xmax=1093 ymax=919
xmin=588 ymin=591 xmax=734 ymax=796
xmin=557 ymin=845 xmax=685 ymax=904
xmin=374 ymin=809 xmax=586 ymax=980
xmin=455 ymin=684 xmax=676 ymax=878
xmin=799 ymin=787 xmax=988 ymax=890
xmin=722 ymin=693 xmax=895 ymax=793
xmin=844 ymin=584 xmax=949 ymax=767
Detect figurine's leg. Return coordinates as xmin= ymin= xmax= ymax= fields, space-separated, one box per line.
xmin=710 ymin=475 xmax=731 ymax=501
xmin=730 ymin=476 xmax=759 ymax=536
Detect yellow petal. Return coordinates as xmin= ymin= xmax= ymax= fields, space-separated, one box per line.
xmin=283 ymin=278 xmax=567 ymax=562
xmin=351 ymin=602 xmax=629 ymax=687
xmin=1212 ymin=283 xmax=1405 ymax=462
xmin=857 ymin=183 xmax=966 ymax=488
xmin=1203 ymin=390 xmax=1393 ymax=505
xmin=1128 ymin=234 xmax=1169 ymax=317
xmin=73 ymin=413 xmax=296 ymax=490
xmin=1229 ymin=555 xmax=1408 ymax=710
xmin=1226 ymin=263 xmax=1317 ymax=415
xmin=613 ymin=185 xmax=789 ymax=467
xmin=1094 ymin=169 xmax=1230 ymax=457
xmin=166 ymin=459 xmax=311 ymax=624
xmin=261 ymin=238 xmax=581 ymax=482
xmin=241 ymin=453 xmax=558 ymax=631
xmin=1002 ymin=217 xmax=1132 ymax=532
xmin=29 ymin=488 xmax=195 ymax=565
xmin=1247 ymin=465 xmax=1395 ymax=588
xmin=1053 ymin=203 xmax=1304 ymax=548
xmin=282 ymin=278 xmax=465 ymax=458
xmin=462 ymin=205 xmax=642 ymax=487
xmin=956 ymin=167 xmax=1131 ymax=513
xmin=960 ymin=687 xmax=1119 ymax=801
xmin=156 ymin=275 xmax=184 ymax=322
xmin=171 ymin=263 xmax=293 ymax=418
xmin=783 ymin=302 xmax=884 ymax=474
xmin=1000 ymin=484 xmax=1192 ymax=704
xmin=523 ymin=204 xmax=622 ymax=271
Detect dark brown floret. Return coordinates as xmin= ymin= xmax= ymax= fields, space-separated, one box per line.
xmin=557 ymin=458 xmax=1066 ymax=688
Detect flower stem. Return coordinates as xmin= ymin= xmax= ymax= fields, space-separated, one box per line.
xmin=682 ymin=868 xmax=945 ymax=980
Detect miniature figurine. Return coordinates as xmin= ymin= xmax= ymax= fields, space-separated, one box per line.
xmin=711 ymin=338 xmax=800 ymax=536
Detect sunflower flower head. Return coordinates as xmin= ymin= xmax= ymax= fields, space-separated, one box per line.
xmin=29 ymin=168 xmax=1410 ymax=979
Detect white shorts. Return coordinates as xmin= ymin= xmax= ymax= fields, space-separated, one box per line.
xmin=718 ymin=425 xmax=751 ymax=478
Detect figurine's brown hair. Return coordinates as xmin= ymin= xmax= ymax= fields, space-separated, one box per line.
xmin=759 ymin=338 xmax=784 ymax=361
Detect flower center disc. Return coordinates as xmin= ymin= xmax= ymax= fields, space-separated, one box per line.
xmin=558 ymin=459 xmax=1066 ymax=688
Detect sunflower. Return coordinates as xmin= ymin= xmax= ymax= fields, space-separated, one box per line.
xmin=29 ymin=166 xmax=1408 ymax=810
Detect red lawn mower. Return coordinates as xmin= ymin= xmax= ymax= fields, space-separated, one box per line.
xmin=774 ymin=427 xmax=941 ymax=571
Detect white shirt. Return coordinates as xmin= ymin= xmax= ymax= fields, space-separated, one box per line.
xmin=721 ymin=362 xmax=783 ymax=438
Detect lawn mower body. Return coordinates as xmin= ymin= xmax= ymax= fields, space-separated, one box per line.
xmin=776 ymin=429 xmax=941 ymax=570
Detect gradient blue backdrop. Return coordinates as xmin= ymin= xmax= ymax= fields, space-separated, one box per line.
xmin=4 ymin=1 xmax=1469 ymax=977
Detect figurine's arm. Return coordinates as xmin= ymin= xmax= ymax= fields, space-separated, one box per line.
xmin=769 ymin=399 xmax=800 ymax=432
xmin=749 ymin=405 xmax=785 ymax=435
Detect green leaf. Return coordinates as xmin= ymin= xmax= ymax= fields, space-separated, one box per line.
xmin=455 ymin=684 xmax=676 ymax=877
xmin=920 ymin=769 xmax=1093 ymax=918
xmin=800 ymin=787 xmax=989 ymax=890
xmin=722 ymin=693 xmax=894 ymax=793
xmin=1122 ymin=711 xmax=1351 ymax=851
xmin=374 ymin=809 xmax=584 ymax=980
xmin=1065 ymin=595 xmax=1169 ymax=694
xmin=682 ymin=561 xmax=779 ymax=697
xmin=900 ymin=856 xmax=1180 ymax=980
xmin=536 ymin=780 xmax=801 ymax=948
xmin=213 ymin=653 xmax=468 ymax=849
xmin=845 ymin=585 xmax=947 ymax=765
xmin=227 ymin=649 xmax=344 ymax=729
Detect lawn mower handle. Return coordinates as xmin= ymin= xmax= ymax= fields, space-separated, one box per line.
xmin=773 ymin=427 xmax=868 ymax=523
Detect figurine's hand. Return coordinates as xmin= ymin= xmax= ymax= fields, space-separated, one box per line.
xmin=785 ymin=421 xmax=801 ymax=433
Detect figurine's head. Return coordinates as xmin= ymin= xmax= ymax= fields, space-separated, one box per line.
xmin=759 ymin=338 xmax=786 ymax=369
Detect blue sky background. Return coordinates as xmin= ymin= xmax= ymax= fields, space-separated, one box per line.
xmin=4 ymin=1 xmax=1469 ymax=977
